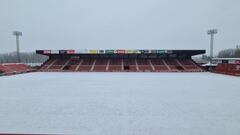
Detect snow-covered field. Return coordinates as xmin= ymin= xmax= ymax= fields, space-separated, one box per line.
xmin=0 ymin=72 xmax=240 ymax=135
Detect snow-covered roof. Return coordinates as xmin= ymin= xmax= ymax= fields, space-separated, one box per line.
xmin=201 ymin=62 xmax=217 ymax=66
xmin=213 ymin=58 xmax=240 ymax=60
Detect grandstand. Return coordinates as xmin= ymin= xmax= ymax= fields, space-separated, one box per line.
xmin=213 ymin=58 xmax=240 ymax=76
xmin=0 ymin=63 xmax=33 ymax=76
xmin=36 ymin=49 xmax=205 ymax=72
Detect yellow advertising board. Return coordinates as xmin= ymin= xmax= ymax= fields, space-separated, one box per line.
xmin=89 ymin=50 xmax=98 ymax=54
xmin=125 ymin=50 xmax=141 ymax=54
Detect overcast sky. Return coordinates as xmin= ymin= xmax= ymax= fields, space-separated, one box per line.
xmin=0 ymin=0 xmax=240 ymax=55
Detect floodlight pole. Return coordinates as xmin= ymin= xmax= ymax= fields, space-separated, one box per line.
xmin=207 ymin=29 xmax=218 ymax=63
xmin=13 ymin=31 xmax=22 ymax=63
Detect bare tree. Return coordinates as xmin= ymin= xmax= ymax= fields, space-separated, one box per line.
xmin=0 ymin=52 xmax=48 ymax=64
xmin=218 ymin=46 xmax=240 ymax=58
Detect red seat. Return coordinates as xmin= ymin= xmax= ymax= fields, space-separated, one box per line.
xmin=0 ymin=63 xmax=32 ymax=75
xmin=38 ymin=58 xmax=204 ymax=72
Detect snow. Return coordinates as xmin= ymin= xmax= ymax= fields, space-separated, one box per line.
xmin=0 ymin=72 xmax=240 ymax=135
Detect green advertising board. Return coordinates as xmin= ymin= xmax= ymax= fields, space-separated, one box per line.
xmin=156 ymin=50 xmax=165 ymax=54
xmin=105 ymin=50 xmax=115 ymax=54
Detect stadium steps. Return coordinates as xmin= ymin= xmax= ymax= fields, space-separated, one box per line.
xmin=90 ymin=59 xmax=97 ymax=71
xmin=46 ymin=59 xmax=57 ymax=70
xmin=135 ymin=59 xmax=140 ymax=71
xmin=61 ymin=59 xmax=71 ymax=70
xmin=187 ymin=60 xmax=204 ymax=72
xmin=149 ymin=60 xmax=155 ymax=71
xmin=106 ymin=59 xmax=110 ymax=71
xmin=121 ymin=59 xmax=124 ymax=71
xmin=38 ymin=58 xmax=206 ymax=72
xmin=176 ymin=59 xmax=187 ymax=70
xmin=162 ymin=59 xmax=171 ymax=71
xmin=77 ymin=59 xmax=94 ymax=72
xmin=75 ymin=59 xmax=83 ymax=71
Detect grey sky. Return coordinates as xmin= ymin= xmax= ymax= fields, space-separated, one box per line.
xmin=0 ymin=0 xmax=240 ymax=55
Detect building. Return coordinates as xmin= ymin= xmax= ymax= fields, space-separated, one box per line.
xmin=36 ymin=49 xmax=205 ymax=72
xmin=213 ymin=58 xmax=240 ymax=76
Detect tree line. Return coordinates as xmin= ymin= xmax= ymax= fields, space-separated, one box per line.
xmin=0 ymin=52 xmax=48 ymax=64
xmin=217 ymin=45 xmax=240 ymax=58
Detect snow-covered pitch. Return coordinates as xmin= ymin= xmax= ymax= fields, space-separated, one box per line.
xmin=0 ymin=72 xmax=240 ymax=135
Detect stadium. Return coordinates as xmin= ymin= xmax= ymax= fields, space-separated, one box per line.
xmin=36 ymin=49 xmax=205 ymax=72
xmin=1 ymin=0 xmax=240 ymax=134
xmin=1 ymin=49 xmax=240 ymax=135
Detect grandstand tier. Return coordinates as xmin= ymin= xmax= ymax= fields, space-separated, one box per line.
xmin=36 ymin=49 xmax=205 ymax=72
xmin=0 ymin=63 xmax=33 ymax=76
xmin=212 ymin=58 xmax=240 ymax=76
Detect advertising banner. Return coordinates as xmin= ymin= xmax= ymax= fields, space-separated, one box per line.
xmin=125 ymin=50 xmax=133 ymax=54
xmin=150 ymin=50 xmax=157 ymax=53
xmin=89 ymin=50 xmax=98 ymax=54
xmin=133 ymin=50 xmax=141 ymax=54
xmin=51 ymin=50 xmax=59 ymax=54
xmin=67 ymin=50 xmax=75 ymax=54
xmin=116 ymin=50 xmax=125 ymax=54
xmin=98 ymin=50 xmax=105 ymax=54
xmin=76 ymin=50 xmax=87 ymax=54
xmin=156 ymin=50 xmax=165 ymax=54
xmin=105 ymin=50 xmax=115 ymax=54
xmin=140 ymin=50 xmax=149 ymax=54
xmin=59 ymin=50 xmax=67 ymax=54
xmin=43 ymin=50 xmax=51 ymax=54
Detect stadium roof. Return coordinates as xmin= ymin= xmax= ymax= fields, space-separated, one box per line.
xmin=36 ymin=49 xmax=205 ymax=57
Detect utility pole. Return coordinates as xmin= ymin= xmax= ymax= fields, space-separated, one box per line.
xmin=13 ymin=31 xmax=22 ymax=63
xmin=207 ymin=29 xmax=218 ymax=63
